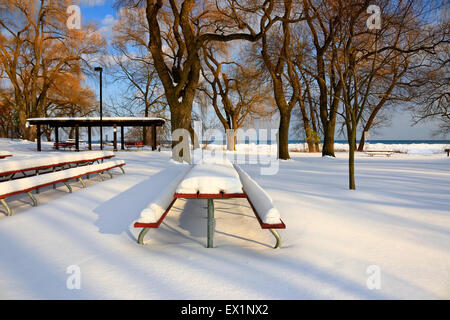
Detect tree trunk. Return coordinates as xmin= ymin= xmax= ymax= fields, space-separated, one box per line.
xmin=278 ymin=110 xmax=291 ymax=160
xmin=348 ymin=125 xmax=357 ymax=190
xmin=170 ymin=103 xmax=192 ymax=161
xmin=322 ymin=122 xmax=336 ymax=157
xmin=299 ymin=100 xmax=314 ymax=152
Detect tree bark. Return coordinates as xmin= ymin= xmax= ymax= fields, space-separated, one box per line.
xmin=278 ymin=110 xmax=291 ymax=160
xmin=348 ymin=126 xmax=357 ymax=190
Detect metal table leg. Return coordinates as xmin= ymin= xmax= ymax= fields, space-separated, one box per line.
xmin=138 ymin=228 xmax=150 ymax=245
xmin=269 ymin=229 xmax=282 ymax=249
xmin=207 ymin=198 xmax=215 ymax=248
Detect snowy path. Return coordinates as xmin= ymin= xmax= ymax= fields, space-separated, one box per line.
xmin=0 ymin=143 xmax=449 ymax=299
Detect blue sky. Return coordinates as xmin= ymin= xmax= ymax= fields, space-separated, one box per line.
xmin=77 ymin=0 xmax=448 ymax=140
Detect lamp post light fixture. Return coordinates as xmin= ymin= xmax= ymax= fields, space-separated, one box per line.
xmin=94 ymin=66 xmax=103 ymax=150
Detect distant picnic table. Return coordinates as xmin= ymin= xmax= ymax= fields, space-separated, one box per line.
xmin=364 ymin=150 xmax=396 ymax=157
xmin=53 ymin=142 xmax=76 ymax=150
xmin=124 ymin=141 xmax=144 ymax=149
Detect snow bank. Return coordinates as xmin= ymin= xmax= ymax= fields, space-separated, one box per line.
xmin=205 ymin=142 xmax=450 ymax=155
xmin=175 ymin=159 xmax=243 ymax=194
xmin=0 ymin=151 xmax=115 ymax=174
xmin=234 ymin=165 xmax=282 ymax=225
xmin=334 ymin=143 xmax=449 ymax=154
xmin=137 ymin=167 xmax=191 ymax=224
xmin=0 ymin=160 xmax=125 ymax=196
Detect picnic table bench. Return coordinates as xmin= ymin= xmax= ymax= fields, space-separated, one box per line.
xmin=134 ymin=160 xmax=285 ymax=249
xmin=124 ymin=141 xmax=144 ymax=149
xmin=364 ymin=150 xmax=395 ymax=157
xmin=53 ymin=142 xmax=76 ymax=150
xmin=0 ymin=151 xmax=12 ymax=159
xmin=0 ymin=151 xmax=115 ymax=181
xmin=0 ymin=159 xmax=125 ymax=216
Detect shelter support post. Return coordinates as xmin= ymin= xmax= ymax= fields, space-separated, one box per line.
xmin=55 ymin=126 xmax=59 ymax=149
xmin=121 ymin=126 xmax=124 ymax=150
xmin=36 ymin=124 xmax=41 ymax=151
xmin=88 ymin=126 xmax=92 ymax=150
xmin=75 ymin=124 xmax=79 ymax=151
xmin=113 ymin=124 xmax=117 ymax=151
xmin=152 ymin=125 xmax=157 ymax=151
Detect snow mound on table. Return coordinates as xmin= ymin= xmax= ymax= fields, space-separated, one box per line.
xmin=234 ymin=165 xmax=282 ymax=225
xmin=0 ymin=151 xmax=114 ymax=174
xmin=0 ymin=160 xmax=125 ymax=196
xmin=137 ymin=166 xmax=192 ymax=224
xmin=175 ymin=158 xmax=243 ymax=195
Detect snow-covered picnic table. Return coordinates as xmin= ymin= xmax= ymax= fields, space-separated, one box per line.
xmin=0 ymin=151 xmax=115 ymax=180
xmin=134 ymin=159 xmax=285 ymax=248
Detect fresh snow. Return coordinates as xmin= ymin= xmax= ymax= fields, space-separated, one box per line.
xmin=138 ymin=165 xmax=191 ymax=224
xmin=235 ymin=164 xmax=282 ymax=225
xmin=0 ymin=138 xmax=449 ymax=299
xmin=175 ymin=158 xmax=243 ymax=194
xmin=206 ymin=142 xmax=450 ymax=155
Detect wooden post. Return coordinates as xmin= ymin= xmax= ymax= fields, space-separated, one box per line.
xmin=152 ymin=125 xmax=157 ymax=151
xmin=75 ymin=124 xmax=79 ymax=151
xmin=55 ymin=126 xmax=59 ymax=150
xmin=113 ymin=124 xmax=117 ymax=151
xmin=36 ymin=124 xmax=41 ymax=151
xmin=121 ymin=126 xmax=124 ymax=150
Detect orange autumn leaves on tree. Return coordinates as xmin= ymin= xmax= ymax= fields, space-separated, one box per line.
xmin=0 ymin=0 xmax=105 ymax=140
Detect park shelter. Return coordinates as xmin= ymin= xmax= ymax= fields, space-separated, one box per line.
xmin=26 ymin=117 xmax=166 ymax=152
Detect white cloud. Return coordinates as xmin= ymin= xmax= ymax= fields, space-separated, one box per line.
xmin=79 ymin=0 xmax=105 ymax=7
xmin=98 ymin=14 xmax=118 ymax=40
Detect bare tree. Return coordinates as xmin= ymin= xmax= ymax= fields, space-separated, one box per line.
xmin=200 ymin=42 xmax=276 ymax=150
xmin=115 ymin=0 xmax=278 ymax=161
xmin=111 ymin=6 xmax=167 ymax=144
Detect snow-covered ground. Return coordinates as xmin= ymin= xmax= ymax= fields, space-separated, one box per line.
xmin=0 ymin=138 xmax=449 ymax=299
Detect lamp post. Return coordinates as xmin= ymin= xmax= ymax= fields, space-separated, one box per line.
xmin=94 ymin=66 xmax=103 ymax=150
